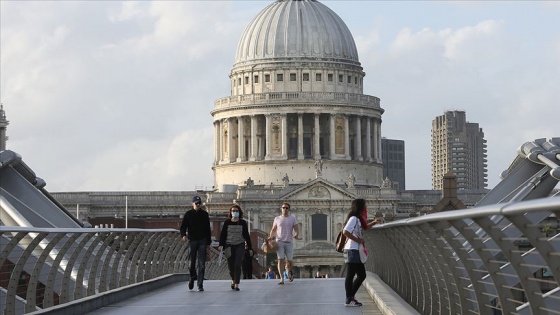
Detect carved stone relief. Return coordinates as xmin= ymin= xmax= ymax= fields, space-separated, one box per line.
xmin=270 ymin=115 xmax=282 ymax=155
xmin=222 ymin=119 xmax=229 ymax=157
xmin=308 ymin=186 xmax=330 ymax=198
xmin=335 ymin=116 xmax=345 ymax=154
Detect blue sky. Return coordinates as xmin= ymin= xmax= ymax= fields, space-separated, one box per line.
xmin=1 ymin=1 xmax=558 ymax=192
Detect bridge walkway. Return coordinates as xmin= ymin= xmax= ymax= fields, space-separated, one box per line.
xmin=85 ymin=278 xmax=382 ymax=315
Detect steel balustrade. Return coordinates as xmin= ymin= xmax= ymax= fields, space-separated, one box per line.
xmin=364 ymin=197 xmax=560 ymax=315
xmin=0 ymin=228 xmax=228 ymax=315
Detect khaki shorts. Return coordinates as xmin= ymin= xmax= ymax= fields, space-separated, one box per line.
xmin=276 ymin=241 xmax=294 ymax=261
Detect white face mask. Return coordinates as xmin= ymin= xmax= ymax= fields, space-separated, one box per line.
xmin=232 ymin=212 xmax=240 ymax=218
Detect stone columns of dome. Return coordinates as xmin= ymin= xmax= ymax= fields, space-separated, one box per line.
xmin=237 ymin=116 xmax=245 ymax=162
xmin=329 ymin=114 xmax=336 ymax=159
xmin=355 ymin=117 xmax=363 ymax=161
xmin=221 ymin=118 xmax=228 ymax=164
xmin=366 ymin=117 xmax=373 ymax=162
xmin=344 ymin=115 xmax=351 ymax=160
xmin=265 ymin=114 xmax=272 ymax=160
xmin=281 ymin=114 xmax=288 ymax=159
xmin=228 ymin=117 xmax=235 ymax=163
xmin=313 ymin=113 xmax=321 ymax=160
xmin=250 ymin=115 xmax=258 ymax=161
xmin=297 ymin=113 xmax=304 ymax=160
xmin=374 ymin=119 xmax=381 ymax=162
xmin=214 ymin=120 xmax=221 ymax=165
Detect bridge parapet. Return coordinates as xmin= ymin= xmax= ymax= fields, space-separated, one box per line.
xmin=365 ymin=196 xmax=560 ymax=314
xmin=0 ymin=228 xmax=228 ymax=315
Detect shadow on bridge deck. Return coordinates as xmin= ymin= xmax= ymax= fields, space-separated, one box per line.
xmin=85 ymin=277 xmax=381 ymax=315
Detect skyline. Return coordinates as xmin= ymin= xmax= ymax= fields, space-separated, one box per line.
xmin=1 ymin=1 xmax=559 ymax=192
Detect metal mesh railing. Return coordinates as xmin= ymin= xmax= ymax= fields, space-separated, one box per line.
xmin=0 ymin=228 xmax=228 ymax=315
xmin=364 ymin=197 xmax=560 ymax=315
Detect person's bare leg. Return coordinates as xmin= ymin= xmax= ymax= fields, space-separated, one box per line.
xmin=286 ymin=260 xmax=293 ymax=281
xmin=277 ymin=259 xmax=285 ymax=284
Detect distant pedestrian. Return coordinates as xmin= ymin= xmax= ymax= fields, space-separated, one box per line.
xmin=266 ymin=266 xmax=275 ymax=279
xmin=180 ymin=196 xmax=211 ymax=292
xmin=242 ymin=242 xmax=254 ymax=279
xmin=218 ymin=204 xmax=253 ymax=291
xmin=342 ymin=198 xmax=382 ymax=306
xmin=268 ymin=202 xmax=299 ymax=284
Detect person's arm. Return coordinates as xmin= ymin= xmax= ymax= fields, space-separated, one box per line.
xmin=242 ymin=220 xmax=253 ymax=252
xmin=366 ymin=217 xmax=383 ymax=229
xmin=269 ymin=219 xmax=277 ymax=240
xmin=180 ymin=212 xmax=189 ymax=242
xmin=219 ymin=220 xmax=229 ymax=249
xmin=342 ymin=218 xmax=364 ymax=245
xmin=292 ymin=219 xmax=300 ymax=239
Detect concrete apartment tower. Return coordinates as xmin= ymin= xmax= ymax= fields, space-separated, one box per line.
xmin=211 ymin=0 xmax=384 ymax=191
xmin=431 ymin=110 xmax=488 ymax=190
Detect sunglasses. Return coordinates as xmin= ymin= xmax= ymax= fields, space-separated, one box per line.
xmin=195 ymin=202 xmax=201 ymax=205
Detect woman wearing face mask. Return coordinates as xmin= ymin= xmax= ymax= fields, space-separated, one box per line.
xmin=342 ymin=198 xmax=383 ymax=307
xmin=218 ymin=204 xmax=253 ymax=291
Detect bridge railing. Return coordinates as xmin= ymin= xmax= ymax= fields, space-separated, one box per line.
xmin=364 ymin=197 xmax=560 ymax=315
xmin=0 ymin=228 xmax=228 ymax=315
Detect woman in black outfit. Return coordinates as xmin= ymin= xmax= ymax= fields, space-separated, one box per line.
xmin=218 ymin=204 xmax=253 ymax=291
xmin=342 ymin=198 xmax=382 ymax=306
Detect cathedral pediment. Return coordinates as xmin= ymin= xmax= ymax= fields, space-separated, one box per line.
xmin=281 ymin=178 xmax=356 ymax=201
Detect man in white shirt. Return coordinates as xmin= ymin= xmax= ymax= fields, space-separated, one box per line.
xmin=269 ymin=202 xmax=299 ymax=284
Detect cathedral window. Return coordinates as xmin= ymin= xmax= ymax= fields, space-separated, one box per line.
xmin=254 ymin=75 xmax=259 ymax=84
xmin=265 ymin=74 xmax=270 ymax=82
xmin=338 ymin=74 xmax=343 ymax=82
xmin=277 ymin=73 xmax=284 ymax=82
xmin=303 ymin=73 xmax=309 ymax=81
xmin=316 ymin=73 xmax=321 ymax=81
xmin=328 ymin=74 xmax=333 ymax=82
xmin=290 ymin=73 xmax=297 ymax=81
xmin=238 ymin=78 xmax=241 ymax=85
xmin=245 ymin=77 xmax=249 ymax=85
xmin=347 ymin=75 xmax=351 ymax=83
xmin=311 ymin=213 xmax=327 ymax=241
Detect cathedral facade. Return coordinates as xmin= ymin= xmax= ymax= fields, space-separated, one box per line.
xmin=210 ymin=0 xmax=385 ymax=276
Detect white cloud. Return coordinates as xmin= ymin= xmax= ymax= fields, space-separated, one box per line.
xmin=1 ymin=1 xmax=558 ymax=192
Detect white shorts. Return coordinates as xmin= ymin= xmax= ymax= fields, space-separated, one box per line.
xmin=276 ymin=241 xmax=294 ymax=261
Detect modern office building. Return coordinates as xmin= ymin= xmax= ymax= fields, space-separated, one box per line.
xmin=431 ymin=110 xmax=488 ymax=190
xmin=381 ymin=138 xmax=405 ymax=190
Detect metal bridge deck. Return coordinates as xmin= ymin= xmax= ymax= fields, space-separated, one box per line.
xmin=85 ymin=278 xmax=382 ymax=315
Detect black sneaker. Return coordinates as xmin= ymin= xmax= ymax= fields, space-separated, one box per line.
xmin=345 ymin=298 xmax=362 ymax=307
xmin=198 ymin=286 xmax=204 ymax=292
xmin=188 ymin=277 xmax=195 ymax=290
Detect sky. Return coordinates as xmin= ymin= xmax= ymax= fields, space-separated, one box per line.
xmin=1 ymin=0 xmax=559 ymax=192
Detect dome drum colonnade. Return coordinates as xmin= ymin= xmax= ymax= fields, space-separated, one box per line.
xmin=211 ymin=0 xmax=385 ymax=190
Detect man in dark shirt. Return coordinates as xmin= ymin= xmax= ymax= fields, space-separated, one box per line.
xmin=180 ymin=195 xmax=211 ymax=291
